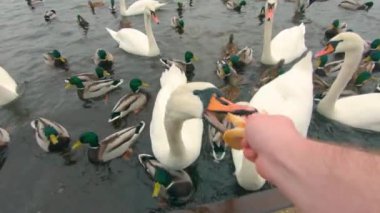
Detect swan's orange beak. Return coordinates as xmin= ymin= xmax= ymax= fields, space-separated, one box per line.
xmin=204 ymin=95 xmax=257 ymax=132
xmin=315 ymin=43 xmax=335 ymax=58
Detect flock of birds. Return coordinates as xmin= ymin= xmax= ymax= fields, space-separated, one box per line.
xmin=0 ymin=0 xmax=379 ymax=208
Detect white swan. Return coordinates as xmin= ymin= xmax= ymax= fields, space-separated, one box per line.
xmin=316 ymin=32 xmax=380 ymax=132
xmin=261 ymin=0 xmax=307 ymax=65
xmin=120 ymin=0 xmax=167 ymax=16
xmin=227 ymin=52 xmax=314 ymax=190
xmin=0 ymin=66 xmax=18 ymax=106
xmin=150 ymin=65 xmax=256 ymax=170
xmin=106 ymin=6 xmax=160 ymax=57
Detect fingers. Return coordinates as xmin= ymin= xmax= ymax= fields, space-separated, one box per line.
xmin=242 ymin=139 xmax=258 ymax=162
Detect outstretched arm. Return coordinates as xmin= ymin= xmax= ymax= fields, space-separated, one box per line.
xmin=243 ymin=114 xmax=380 ymax=213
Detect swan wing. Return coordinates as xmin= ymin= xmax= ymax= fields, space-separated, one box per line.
xmin=271 ymin=23 xmax=307 ymax=64
xmin=0 ymin=66 xmax=18 ymax=106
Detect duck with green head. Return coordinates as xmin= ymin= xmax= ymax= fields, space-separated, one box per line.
xmin=43 ymin=49 xmax=69 ymax=71
xmin=160 ymin=51 xmax=198 ymax=81
xmin=324 ymin=19 xmax=348 ymax=43
xmin=76 ymin=67 xmax=111 ymax=83
xmin=64 ymin=75 xmax=123 ymax=108
xmin=71 ymin=121 xmax=145 ymax=164
xmin=171 ymin=16 xmax=184 ymax=33
xmin=339 ymin=1 xmax=373 ymax=11
xmin=138 ymin=154 xmax=194 ymax=205
xmin=226 ymin=47 xmax=254 ymax=70
xmin=216 ymin=60 xmax=241 ymax=101
xmin=108 ymin=78 xmax=150 ymax=124
xmin=225 ymin=0 xmax=246 ymax=12
xmin=94 ymin=48 xmax=114 ymax=73
xmin=30 ymin=117 xmax=76 ymax=165
xmin=77 ymin=14 xmax=89 ymax=31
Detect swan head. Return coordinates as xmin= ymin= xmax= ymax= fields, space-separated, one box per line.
xmin=265 ymin=0 xmax=277 ymax=21
xmin=315 ymin=32 xmax=366 ymax=57
xmin=144 ymin=6 xmax=160 ymax=24
xmin=166 ymin=83 xmax=257 ymax=132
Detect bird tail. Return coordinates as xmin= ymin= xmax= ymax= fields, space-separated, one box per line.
xmin=106 ymin=28 xmax=119 ymax=43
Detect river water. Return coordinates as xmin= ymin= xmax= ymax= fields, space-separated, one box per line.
xmin=0 ymin=0 xmax=379 ymax=212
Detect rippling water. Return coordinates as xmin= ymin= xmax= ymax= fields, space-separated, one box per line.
xmin=1 ymin=0 xmax=380 ymax=212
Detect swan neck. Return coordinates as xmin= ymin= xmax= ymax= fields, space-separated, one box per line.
xmin=120 ymin=0 xmax=127 ymax=11
xmin=261 ymin=19 xmax=273 ymax=63
xmin=164 ymin=115 xmax=186 ymax=157
xmin=144 ymin=12 xmax=158 ymax=53
xmin=319 ymin=49 xmax=363 ymax=111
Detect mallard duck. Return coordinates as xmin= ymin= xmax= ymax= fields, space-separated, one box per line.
xmin=222 ymin=34 xmax=238 ymax=58
xmin=43 ymin=49 xmax=69 ymax=71
xmin=71 ymin=121 xmax=145 ymax=164
xmin=77 ymin=15 xmax=89 ymax=31
xmin=76 ymin=67 xmax=111 ymax=83
xmin=30 ymin=118 xmax=75 ymax=165
xmin=93 ymin=49 xmax=114 ymax=72
xmin=108 ymin=78 xmax=150 ymax=123
xmin=0 ymin=128 xmax=10 ymax=170
xmin=225 ymin=47 xmax=254 ymax=70
xmin=258 ymin=59 xmax=285 ymax=87
xmin=44 ymin=10 xmax=56 ymax=22
xmin=324 ymin=19 xmax=348 ymax=43
xmin=171 ymin=16 xmax=185 ymax=34
xmin=88 ymin=0 xmax=105 ymax=14
xmin=338 ymin=0 xmax=373 ymax=11
xmin=225 ymin=0 xmax=246 ymax=12
xmin=216 ymin=60 xmax=241 ymax=101
xmin=138 ymin=154 xmax=194 ymax=205
xmin=26 ymin=0 xmax=43 ymax=9
xmin=257 ymin=6 xmax=265 ymax=25
xmin=64 ymin=76 xmax=123 ymax=108
xmin=110 ymin=0 xmax=116 ymax=13
xmin=160 ymin=51 xmax=197 ymax=82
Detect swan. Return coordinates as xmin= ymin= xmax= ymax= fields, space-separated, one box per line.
xmin=261 ymin=0 xmax=307 ymax=65
xmin=119 ymin=0 xmax=166 ymax=16
xmin=106 ymin=6 xmax=160 ymax=57
xmin=0 ymin=66 xmax=19 ymax=106
xmin=315 ymin=32 xmax=380 ymax=132
xmin=150 ymin=65 xmax=256 ymax=170
xmin=225 ymin=52 xmax=314 ymax=190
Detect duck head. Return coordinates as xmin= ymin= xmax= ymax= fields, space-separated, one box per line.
xmin=165 ymin=83 xmax=257 ymax=132
xmin=130 ymin=78 xmax=149 ymax=93
xmin=370 ymin=39 xmax=380 ymax=50
xmin=72 ymin=132 xmax=99 ymax=150
xmin=184 ymin=51 xmax=197 ymax=63
xmin=265 ymin=0 xmax=277 ymax=22
xmin=65 ymin=76 xmax=85 ymax=89
xmin=95 ymin=67 xmax=111 ymax=79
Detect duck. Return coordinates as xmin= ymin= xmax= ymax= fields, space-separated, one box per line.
xmin=261 ymin=0 xmax=307 ymax=65
xmin=150 ymin=64 xmax=256 ymax=170
xmin=222 ymin=34 xmax=238 ymax=58
xmin=26 ymin=0 xmax=43 ymax=9
xmin=338 ymin=0 xmax=373 ymax=11
xmin=216 ymin=61 xmax=241 ymax=101
xmin=295 ymin=0 xmax=317 ymax=14
xmin=110 ymin=0 xmax=116 ymax=13
xmin=138 ymin=154 xmax=194 ymax=205
xmin=225 ymin=47 xmax=254 ymax=71
xmin=119 ymin=0 xmax=166 ymax=16
xmin=324 ymin=19 xmax=348 ymax=43
xmin=224 ymin=0 xmax=247 ymax=12
xmin=316 ymin=32 xmax=380 ymax=132
xmin=93 ymin=49 xmax=114 ymax=72
xmin=257 ymin=59 xmax=285 ymax=88
xmin=71 ymin=121 xmax=145 ymax=164
xmin=108 ymin=78 xmax=150 ymax=123
xmin=171 ymin=16 xmax=184 ymax=34
xmin=44 ymin=10 xmax=56 ymax=22
xmin=64 ymin=76 xmax=123 ymax=108
xmin=106 ymin=6 xmax=160 ymax=57
xmin=160 ymin=51 xmax=197 ymax=82
xmin=30 ymin=118 xmax=75 ymax=165
xmin=224 ymin=52 xmax=314 ymax=191
xmin=257 ymin=6 xmax=265 ymax=25
xmin=77 ymin=15 xmax=89 ymax=31
xmin=43 ymin=50 xmax=69 ymax=71
xmin=75 ymin=67 xmax=111 ymax=83
xmin=0 ymin=128 xmax=10 ymax=170
xmin=0 ymin=66 xmax=19 ymax=106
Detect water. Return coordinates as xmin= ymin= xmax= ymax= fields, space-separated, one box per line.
xmin=0 ymin=0 xmax=380 ymax=212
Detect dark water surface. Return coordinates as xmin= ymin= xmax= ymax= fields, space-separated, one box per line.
xmin=1 ymin=0 xmax=380 ymax=212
